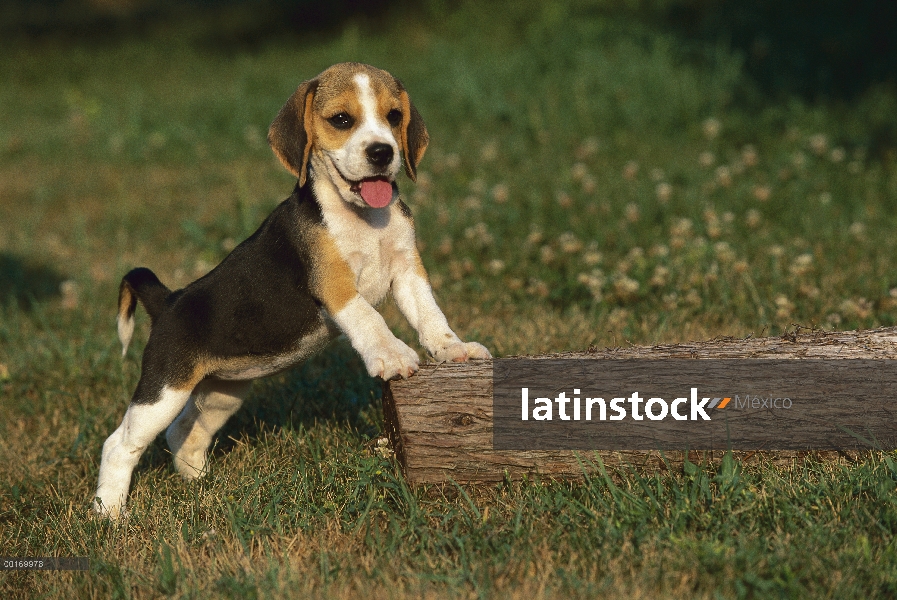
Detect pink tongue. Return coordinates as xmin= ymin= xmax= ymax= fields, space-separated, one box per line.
xmin=359 ymin=179 xmax=393 ymax=208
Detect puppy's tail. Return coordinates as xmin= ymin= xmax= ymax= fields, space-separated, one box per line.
xmin=117 ymin=267 xmax=172 ymax=357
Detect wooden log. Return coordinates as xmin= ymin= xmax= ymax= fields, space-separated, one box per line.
xmin=384 ymin=326 xmax=897 ymax=484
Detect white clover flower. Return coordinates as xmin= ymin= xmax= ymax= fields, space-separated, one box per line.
xmin=830 ymin=147 xmax=846 ymax=163
xmin=714 ymin=242 xmax=735 ymax=263
xmin=808 ymin=133 xmax=828 ymax=156
xmin=753 ymin=185 xmax=771 ymax=202
xmin=670 ymin=218 xmax=693 ymax=237
xmin=650 ymin=265 xmax=669 ymax=287
xmin=745 ymin=209 xmax=762 ymax=228
xmin=840 ymin=298 xmax=872 ymax=319
xmin=571 ymin=163 xmax=588 ymax=181
xmin=376 ymin=438 xmax=394 ymax=459
xmin=464 ymin=222 xmax=493 ymax=247
xmin=487 ymin=259 xmax=505 ymax=274
xmin=582 ymin=249 xmax=603 ymax=265
xmin=715 ymin=165 xmax=732 ymax=187
xmin=613 ymin=276 xmax=640 ymax=299
xmin=466 ymin=195 xmax=484 ymax=210
xmin=775 ymin=294 xmax=793 ymax=319
xmin=480 ymin=142 xmax=498 ymax=162
xmin=491 ymin=183 xmax=509 ymax=204
xmin=607 ymin=307 xmax=631 ymax=329
xmin=580 ymin=173 xmax=596 ymax=193
xmin=527 ymin=278 xmax=550 ymax=298
xmin=702 ymin=117 xmax=721 ymax=139
xmin=578 ymin=269 xmax=606 ymax=301
xmin=416 ymin=171 xmax=433 ymax=190
xmin=559 ymin=232 xmax=583 ymax=253
xmin=698 ymin=151 xmax=715 ymax=167
xmin=576 ymin=137 xmax=600 ymax=159
xmin=789 ymin=253 xmax=814 ymax=276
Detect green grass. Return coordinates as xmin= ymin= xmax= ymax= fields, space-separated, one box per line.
xmin=2 ymin=1 xmax=897 ymax=597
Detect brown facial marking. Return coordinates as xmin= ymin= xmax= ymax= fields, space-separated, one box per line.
xmin=370 ymin=75 xmax=403 ymax=131
xmin=309 ymin=226 xmax=357 ymax=313
xmin=309 ymin=85 xmax=362 ymax=154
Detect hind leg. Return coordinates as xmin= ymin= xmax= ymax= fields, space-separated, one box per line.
xmin=94 ymin=385 xmax=192 ymax=519
xmin=166 ymin=379 xmax=250 ymax=480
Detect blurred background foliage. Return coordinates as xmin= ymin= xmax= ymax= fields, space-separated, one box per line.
xmin=2 ymin=0 xmax=897 ymax=341
xmin=4 ymin=0 xmax=895 ymax=163
xmin=3 ymin=0 xmax=895 ymax=102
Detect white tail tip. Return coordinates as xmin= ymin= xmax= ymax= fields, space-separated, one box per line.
xmin=117 ymin=314 xmax=134 ymax=358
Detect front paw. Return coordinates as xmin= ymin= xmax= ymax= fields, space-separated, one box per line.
xmin=433 ymin=340 xmax=492 ymax=363
xmin=363 ymin=339 xmax=420 ymax=380
xmin=463 ymin=341 xmax=492 ymax=359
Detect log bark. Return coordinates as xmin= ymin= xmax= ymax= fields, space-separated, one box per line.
xmin=384 ymin=326 xmax=897 ymax=484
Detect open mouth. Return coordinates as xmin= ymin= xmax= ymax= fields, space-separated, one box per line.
xmin=348 ymin=176 xmax=394 ymax=208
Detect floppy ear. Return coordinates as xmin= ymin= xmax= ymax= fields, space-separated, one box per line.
xmin=399 ymin=88 xmax=429 ymax=182
xmin=268 ymin=79 xmax=318 ymax=187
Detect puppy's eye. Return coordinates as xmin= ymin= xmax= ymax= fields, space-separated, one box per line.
xmin=327 ymin=113 xmax=354 ymax=129
xmin=386 ymin=109 xmax=402 ymax=127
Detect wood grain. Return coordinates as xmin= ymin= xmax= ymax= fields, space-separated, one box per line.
xmin=385 ymin=327 xmax=897 ymax=484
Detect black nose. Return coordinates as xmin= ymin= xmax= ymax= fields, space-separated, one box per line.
xmin=366 ymin=143 xmax=394 ymax=167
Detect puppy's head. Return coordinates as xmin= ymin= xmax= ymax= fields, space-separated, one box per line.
xmin=268 ymin=62 xmax=429 ymax=208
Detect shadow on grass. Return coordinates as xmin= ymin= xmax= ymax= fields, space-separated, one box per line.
xmin=225 ymin=337 xmax=382 ymax=441
xmin=0 ymin=253 xmax=65 ymax=309
xmin=138 ymin=337 xmax=382 ymax=471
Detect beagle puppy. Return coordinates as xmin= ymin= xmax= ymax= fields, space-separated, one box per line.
xmin=93 ymin=62 xmax=491 ymax=518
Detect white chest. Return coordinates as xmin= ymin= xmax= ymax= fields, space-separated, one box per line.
xmin=322 ymin=202 xmax=416 ymax=306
